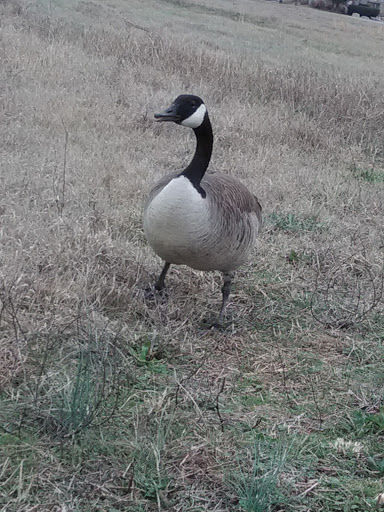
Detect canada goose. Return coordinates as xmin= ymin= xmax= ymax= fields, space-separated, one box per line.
xmin=143 ymin=94 xmax=262 ymax=326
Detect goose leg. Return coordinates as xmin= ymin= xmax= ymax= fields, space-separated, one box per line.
xmin=214 ymin=271 xmax=235 ymax=327
xmin=155 ymin=262 xmax=171 ymax=291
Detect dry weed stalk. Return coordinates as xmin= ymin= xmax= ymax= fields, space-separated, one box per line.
xmin=311 ymin=253 xmax=383 ymax=329
xmin=53 ymin=122 xmax=68 ymax=218
xmin=214 ymin=377 xmax=226 ymax=432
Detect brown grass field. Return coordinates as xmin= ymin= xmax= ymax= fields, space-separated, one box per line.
xmin=0 ymin=0 xmax=384 ymax=510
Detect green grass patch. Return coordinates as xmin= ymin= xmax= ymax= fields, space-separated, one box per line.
xmin=353 ymin=407 xmax=384 ymax=435
xmin=130 ymin=339 xmax=170 ymax=375
xmin=229 ymin=439 xmax=292 ymax=512
xmin=267 ymin=212 xmax=325 ymax=232
xmin=233 ymin=376 xmax=270 ymax=408
xmin=350 ymin=164 xmax=384 ymax=183
xmin=227 ymin=430 xmax=384 ymax=511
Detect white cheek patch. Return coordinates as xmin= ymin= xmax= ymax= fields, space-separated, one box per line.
xmin=181 ymin=104 xmax=207 ymax=128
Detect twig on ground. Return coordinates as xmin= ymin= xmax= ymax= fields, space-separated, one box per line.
xmin=215 ymin=377 xmax=226 ymax=432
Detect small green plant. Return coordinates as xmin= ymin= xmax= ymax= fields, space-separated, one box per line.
xmin=132 ymin=415 xmax=176 ymax=505
xmin=353 ymin=407 xmax=384 ymax=434
xmin=287 ymin=249 xmax=300 ymax=263
xmin=56 ymin=347 xmax=119 ymax=437
xmin=350 ymin=164 xmax=384 ymax=183
xmin=286 ymin=250 xmax=312 ymax=265
xmin=268 ymin=212 xmax=324 ymax=232
xmin=235 ymin=376 xmax=269 ymax=407
xmin=229 ymin=440 xmax=290 ymax=512
xmin=131 ymin=340 xmax=169 ymax=374
xmin=21 ymin=321 xmax=127 ymax=440
xmin=367 ymin=455 xmax=384 ymax=474
xmin=0 ymin=433 xmax=22 ymax=446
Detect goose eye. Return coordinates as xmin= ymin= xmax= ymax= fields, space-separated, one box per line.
xmin=191 ymin=101 xmax=196 ymax=108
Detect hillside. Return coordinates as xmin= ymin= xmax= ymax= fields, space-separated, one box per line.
xmin=0 ymin=0 xmax=383 ymax=510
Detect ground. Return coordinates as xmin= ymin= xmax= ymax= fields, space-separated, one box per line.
xmin=0 ymin=0 xmax=383 ymax=510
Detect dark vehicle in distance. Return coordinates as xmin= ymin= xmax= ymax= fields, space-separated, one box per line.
xmin=347 ymin=0 xmax=380 ymax=17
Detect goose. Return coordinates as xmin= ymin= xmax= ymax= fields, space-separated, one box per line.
xmin=143 ymin=94 xmax=262 ymax=326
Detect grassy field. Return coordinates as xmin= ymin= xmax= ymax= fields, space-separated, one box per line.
xmin=1 ymin=0 xmax=384 ymax=510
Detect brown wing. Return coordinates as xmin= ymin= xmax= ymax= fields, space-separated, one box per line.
xmin=202 ymin=171 xmax=262 ymax=226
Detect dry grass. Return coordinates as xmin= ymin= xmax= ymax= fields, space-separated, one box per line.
xmin=1 ymin=0 xmax=384 ymax=510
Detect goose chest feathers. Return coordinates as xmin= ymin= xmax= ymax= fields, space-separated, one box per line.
xmin=143 ymin=94 xmax=262 ymax=326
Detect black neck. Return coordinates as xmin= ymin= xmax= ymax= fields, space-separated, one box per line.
xmin=180 ymin=114 xmax=213 ymax=195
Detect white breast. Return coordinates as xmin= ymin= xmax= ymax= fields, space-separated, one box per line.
xmin=144 ymin=176 xmax=210 ymax=265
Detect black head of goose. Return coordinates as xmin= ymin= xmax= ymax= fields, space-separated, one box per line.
xmin=143 ymin=94 xmax=262 ymax=327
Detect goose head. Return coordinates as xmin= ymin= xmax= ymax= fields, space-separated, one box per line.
xmin=155 ymin=94 xmax=207 ymax=129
